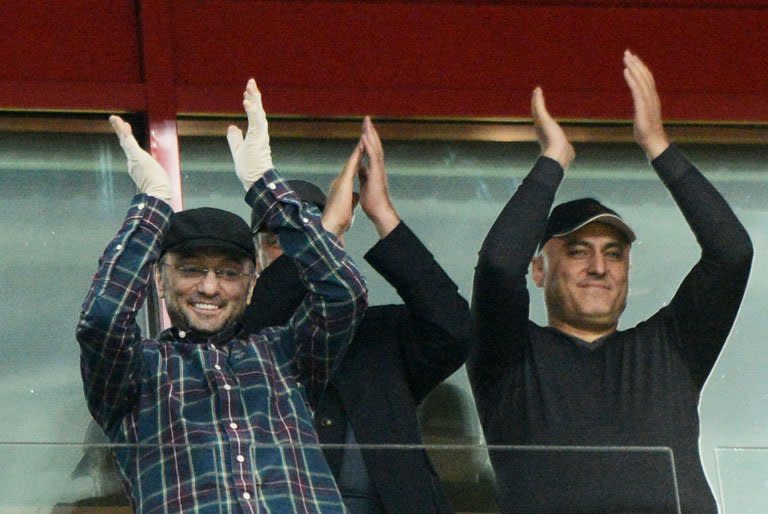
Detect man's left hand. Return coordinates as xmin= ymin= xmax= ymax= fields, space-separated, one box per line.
xmin=359 ymin=116 xmax=400 ymax=238
xmin=227 ymin=78 xmax=274 ymax=190
xmin=623 ymin=50 xmax=670 ymax=160
xmin=109 ymin=115 xmax=172 ymax=202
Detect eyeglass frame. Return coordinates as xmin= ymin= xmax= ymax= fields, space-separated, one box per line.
xmin=157 ymin=262 xmax=255 ymax=284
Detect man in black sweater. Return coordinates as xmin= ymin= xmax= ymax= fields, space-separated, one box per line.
xmin=469 ymin=51 xmax=753 ymax=513
xmin=236 ymin=117 xmax=473 ymax=513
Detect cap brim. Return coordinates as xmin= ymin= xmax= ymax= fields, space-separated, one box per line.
xmin=551 ymin=213 xmax=636 ymax=243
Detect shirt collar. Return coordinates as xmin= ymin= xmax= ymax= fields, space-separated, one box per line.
xmin=159 ymin=321 xmax=245 ymax=346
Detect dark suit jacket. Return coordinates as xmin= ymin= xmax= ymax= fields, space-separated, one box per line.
xmin=244 ymin=222 xmax=472 ymax=514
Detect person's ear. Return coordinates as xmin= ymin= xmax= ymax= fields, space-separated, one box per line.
xmin=245 ymin=268 xmax=257 ymax=304
xmin=531 ymin=254 xmax=545 ymax=288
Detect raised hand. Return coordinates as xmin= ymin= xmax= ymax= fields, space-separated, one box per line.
xmin=623 ymin=50 xmax=670 ymax=160
xmin=359 ymin=116 xmax=400 ymax=238
xmin=109 ymin=115 xmax=172 ymax=202
xmin=226 ymin=78 xmax=274 ymax=190
xmin=532 ymin=87 xmax=575 ymax=170
xmin=321 ymin=139 xmax=363 ymax=238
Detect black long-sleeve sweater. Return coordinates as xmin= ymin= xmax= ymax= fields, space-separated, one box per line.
xmin=469 ymin=145 xmax=753 ymax=513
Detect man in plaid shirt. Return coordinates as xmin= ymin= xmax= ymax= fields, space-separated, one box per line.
xmin=76 ymin=79 xmax=367 ymax=513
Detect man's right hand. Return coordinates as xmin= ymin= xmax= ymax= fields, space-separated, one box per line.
xmin=109 ymin=115 xmax=172 ymax=202
xmin=532 ymin=87 xmax=575 ymax=171
xmin=321 ymin=139 xmax=363 ymax=238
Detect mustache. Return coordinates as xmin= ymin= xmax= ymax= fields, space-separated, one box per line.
xmin=188 ymin=296 xmax=225 ymax=306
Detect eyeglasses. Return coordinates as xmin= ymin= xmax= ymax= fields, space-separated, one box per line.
xmin=161 ymin=263 xmax=253 ymax=283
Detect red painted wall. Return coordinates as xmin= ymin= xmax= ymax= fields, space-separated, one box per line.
xmin=1 ymin=0 xmax=767 ymax=121
xmin=0 ymin=0 xmax=144 ymax=111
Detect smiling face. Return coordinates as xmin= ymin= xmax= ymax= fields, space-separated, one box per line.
xmin=532 ymin=222 xmax=630 ymax=341
xmin=155 ymin=249 xmax=256 ymax=335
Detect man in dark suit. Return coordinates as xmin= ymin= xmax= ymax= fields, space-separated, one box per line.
xmin=235 ymin=117 xmax=473 ymax=513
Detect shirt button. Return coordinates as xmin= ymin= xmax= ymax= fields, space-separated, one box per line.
xmin=321 ymin=418 xmax=334 ymax=427
xmin=214 ymin=364 xmax=221 ymax=371
xmin=268 ymin=183 xmax=276 ymax=190
xmin=137 ymin=202 xmax=145 ymax=210
xmin=115 ymin=244 xmax=123 ymax=251
xmin=178 ymin=330 xmax=186 ymax=338
xmin=223 ymin=384 xmax=232 ymax=391
xmin=242 ymin=492 xmax=251 ymax=500
xmin=236 ymin=455 xmax=245 ymax=463
xmin=301 ymin=217 xmax=309 ymax=224
xmin=230 ymin=422 xmax=238 ymax=430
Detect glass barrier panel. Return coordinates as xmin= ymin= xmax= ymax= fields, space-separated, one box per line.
xmin=0 ymin=443 xmax=682 ymax=513
xmin=714 ymin=447 xmax=768 ymax=513
xmin=1 ymin=123 xmax=762 ymax=513
xmin=180 ymin=134 xmax=768 ymax=513
xmin=0 ymin=127 xmax=153 ymax=444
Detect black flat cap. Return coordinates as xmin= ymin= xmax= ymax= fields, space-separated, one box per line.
xmin=162 ymin=207 xmax=255 ymax=261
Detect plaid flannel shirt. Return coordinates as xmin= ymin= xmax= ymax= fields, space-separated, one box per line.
xmin=76 ymin=169 xmax=367 ymax=513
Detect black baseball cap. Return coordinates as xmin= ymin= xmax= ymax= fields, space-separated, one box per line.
xmin=251 ymin=179 xmax=327 ymax=233
xmin=161 ymin=207 xmax=255 ymax=262
xmin=539 ymin=198 xmax=636 ymax=251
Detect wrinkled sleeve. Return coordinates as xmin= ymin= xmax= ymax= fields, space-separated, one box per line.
xmin=246 ymin=169 xmax=367 ymax=396
xmin=75 ymin=195 xmax=172 ymax=431
xmin=653 ymin=145 xmax=753 ymax=387
xmin=364 ymin=221 xmax=472 ymax=403
xmin=470 ymin=156 xmax=564 ymax=421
